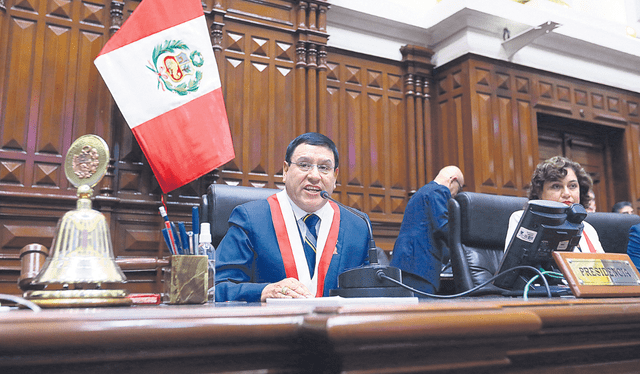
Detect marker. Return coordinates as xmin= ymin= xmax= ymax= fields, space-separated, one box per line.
xmin=192 ymin=206 xmax=200 ymax=253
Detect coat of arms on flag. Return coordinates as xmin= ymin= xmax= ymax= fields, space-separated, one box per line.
xmin=94 ymin=0 xmax=235 ymax=193
xmin=147 ymin=40 xmax=204 ymax=95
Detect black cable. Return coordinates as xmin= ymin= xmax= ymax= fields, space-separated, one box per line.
xmin=376 ymin=265 xmax=552 ymax=299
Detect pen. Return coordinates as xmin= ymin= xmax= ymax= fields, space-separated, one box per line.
xmin=192 ymin=206 xmax=200 ymax=251
xmin=159 ymin=206 xmax=178 ymax=255
xmin=178 ymin=222 xmax=190 ymax=255
xmin=187 ymin=231 xmax=194 ymax=254
xmin=162 ymin=228 xmax=177 ymax=255
xmin=171 ymin=221 xmax=183 ymax=255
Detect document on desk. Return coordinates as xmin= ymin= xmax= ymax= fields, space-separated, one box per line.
xmin=266 ymin=296 xmax=419 ymax=306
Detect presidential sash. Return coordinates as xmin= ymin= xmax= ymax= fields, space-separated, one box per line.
xmin=267 ymin=193 xmax=340 ymax=297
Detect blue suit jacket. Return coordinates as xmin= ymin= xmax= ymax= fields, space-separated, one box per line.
xmin=390 ymin=181 xmax=451 ymax=295
xmin=215 ymin=199 xmax=370 ymax=302
xmin=627 ymin=223 xmax=640 ymax=271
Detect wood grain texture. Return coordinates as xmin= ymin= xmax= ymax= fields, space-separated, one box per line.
xmin=2 ymin=2 xmax=640 ymax=295
xmin=4 ymin=298 xmax=640 ymax=373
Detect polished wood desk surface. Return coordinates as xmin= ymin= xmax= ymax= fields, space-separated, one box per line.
xmin=3 ymin=297 xmax=640 ymax=373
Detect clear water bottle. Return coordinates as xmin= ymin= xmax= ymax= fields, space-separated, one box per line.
xmin=198 ymin=222 xmax=215 ymax=303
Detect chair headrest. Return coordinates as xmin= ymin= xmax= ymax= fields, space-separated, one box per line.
xmin=206 ymin=184 xmax=280 ymax=247
xmin=455 ymin=192 xmax=528 ymax=247
xmin=584 ymin=212 xmax=640 ymax=253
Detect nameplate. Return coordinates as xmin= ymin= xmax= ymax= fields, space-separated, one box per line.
xmin=552 ymin=252 xmax=640 ymax=298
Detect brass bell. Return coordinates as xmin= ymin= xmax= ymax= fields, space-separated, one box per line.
xmin=26 ymin=135 xmax=130 ymax=307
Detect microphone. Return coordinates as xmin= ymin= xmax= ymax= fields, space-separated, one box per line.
xmin=321 ymin=191 xmax=413 ymax=298
xmin=321 ymin=190 xmax=377 ymax=264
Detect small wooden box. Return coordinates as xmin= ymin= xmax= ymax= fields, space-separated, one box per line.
xmin=165 ymin=255 xmax=208 ymax=304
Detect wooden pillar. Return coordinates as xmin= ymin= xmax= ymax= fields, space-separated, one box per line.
xmin=422 ymin=77 xmax=434 ymax=184
xmin=404 ymin=72 xmax=417 ymax=192
xmin=414 ymin=76 xmax=425 ymax=186
xmin=317 ymin=4 xmax=327 ymax=33
xmin=306 ymin=43 xmax=318 ymax=132
xmin=401 ymin=45 xmax=435 ymax=189
xmin=317 ymin=45 xmax=328 ymax=131
xmin=308 ymin=3 xmax=318 ymax=31
xmin=315 ymin=4 xmax=329 ymax=132
xmin=100 ymin=0 xmax=127 ymax=197
xmin=297 ymin=1 xmax=307 ymax=29
xmin=295 ymin=1 xmax=330 ymax=136
xmin=109 ymin=1 xmax=125 ymax=37
xmin=209 ymin=3 xmax=226 ymax=95
xmin=296 ymin=40 xmax=307 ymax=136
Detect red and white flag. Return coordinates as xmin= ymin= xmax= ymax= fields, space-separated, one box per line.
xmin=94 ymin=0 xmax=234 ymax=193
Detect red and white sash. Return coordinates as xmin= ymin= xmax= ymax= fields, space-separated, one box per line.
xmin=267 ymin=191 xmax=340 ymax=297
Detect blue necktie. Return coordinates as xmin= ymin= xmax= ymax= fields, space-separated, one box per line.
xmin=303 ymin=214 xmax=320 ymax=277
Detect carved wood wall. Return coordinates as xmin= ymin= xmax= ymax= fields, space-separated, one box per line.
xmin=0 ymin=0 xmax=431 ymax=294
xmin=1 ymin=1 xmax=640 ymax=295
xmin=435 ymin=55 xmax=640 ymax=208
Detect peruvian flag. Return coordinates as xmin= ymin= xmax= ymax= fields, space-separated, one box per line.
xmin=94 ymin=0 xmax=234 ymax=193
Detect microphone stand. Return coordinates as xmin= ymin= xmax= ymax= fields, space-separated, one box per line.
xmin=321 ymin=191 xmax=413 ymax=297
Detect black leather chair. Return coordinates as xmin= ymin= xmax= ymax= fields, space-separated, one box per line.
xmin=447 ymin=192 xmax=527 ymax=293
xmin=584 ymin=212 xmax=640 ymax=253
xmin=448 ymin=191 xmax=640 ymax=294
xmin=200 ymin=184 xmax=280 ymax=248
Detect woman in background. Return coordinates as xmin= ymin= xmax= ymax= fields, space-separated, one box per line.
xmin=504 ymin=156 xmax=604 ymax=253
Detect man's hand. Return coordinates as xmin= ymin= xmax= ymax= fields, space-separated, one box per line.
xmin=261 ymin=278 xmax=313 ymax=302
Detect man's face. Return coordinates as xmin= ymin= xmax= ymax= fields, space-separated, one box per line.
xmin=619 ymin=205 xmax=634 ymax=214
xmin=283 ymin=143 xmax=338 ymax=212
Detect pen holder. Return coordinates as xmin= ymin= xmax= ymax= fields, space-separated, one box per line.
xmin=164 ymin=255 xmax=208 ymax=304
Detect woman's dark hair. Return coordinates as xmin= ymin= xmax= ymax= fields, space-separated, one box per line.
xmin=528 ymin=156 xmax=593 ymax=208
xmin=612 ymin=201 xmax=632 ymax=213
xmin=285 ymin=132 xmax=339 ymax=169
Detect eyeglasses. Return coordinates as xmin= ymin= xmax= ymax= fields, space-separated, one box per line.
xmin=453 ymin=179 xmax=463 ymax=192
xmin=289 ymin=161 xmax=334 ymax=174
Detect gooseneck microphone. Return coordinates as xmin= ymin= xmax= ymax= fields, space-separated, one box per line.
xmin=321 ymin=191 xmax=413 ymax=298
xmin=320 ymin=190 xmax=377 ymax=264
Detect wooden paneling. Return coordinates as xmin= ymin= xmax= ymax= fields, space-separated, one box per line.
xmin=323 ymin=50 xmax=408 ymax=250
xmin=0 ymin=0 xmax=111 ymax=194
xmin=216 ymin=3 xmax=319 ymax=189
xmin=434 ymin=64 xmax=471 ymax=186
xmin=3 ymin=0 xmax=399 ymax=293
xmin=435 ymin=55 xmax=640 ymax=207
xmin=466 ymin=60 xmax=538 ymax=196
xmin=3 ymin=1 xmax=640 ymax=295
xmin=0 ymin=0 xmax=123 ymax=294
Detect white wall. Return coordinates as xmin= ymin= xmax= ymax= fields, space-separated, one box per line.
xmin=327 ymin=0 xmax=640 ymax=93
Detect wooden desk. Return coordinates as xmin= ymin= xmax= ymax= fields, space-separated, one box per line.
xmin=3 ymin=297 xmax=640 ymax=373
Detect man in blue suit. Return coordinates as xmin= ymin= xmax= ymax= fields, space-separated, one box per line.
xmin=216 ymin=133 xmax=370 ymax=302
xmin=390 ymin=166 xmax=464 ymax=295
